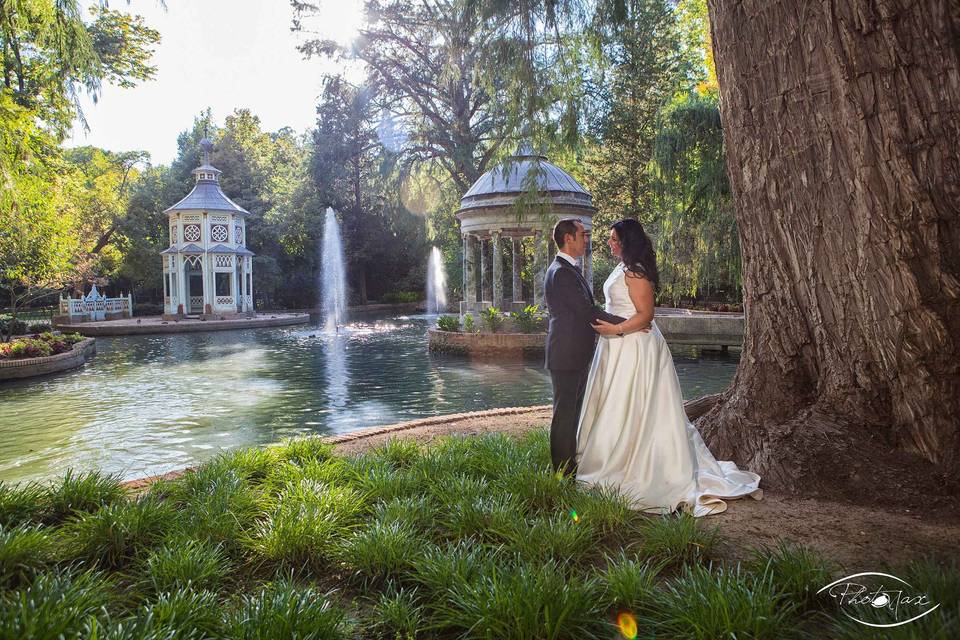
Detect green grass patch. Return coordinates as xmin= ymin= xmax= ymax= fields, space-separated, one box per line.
xmin=2 ymin=429 xmax=954 ymax=639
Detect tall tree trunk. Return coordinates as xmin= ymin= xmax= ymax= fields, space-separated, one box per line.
xmin=702 ymin=0 xmax=960 ymax=494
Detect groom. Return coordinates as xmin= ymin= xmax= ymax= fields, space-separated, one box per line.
xmin=544 ymin=218 xmax=626 ymax=476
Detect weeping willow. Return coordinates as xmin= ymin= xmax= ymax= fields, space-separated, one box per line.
xmin=647 ymin=92 xmax=741 ymax=306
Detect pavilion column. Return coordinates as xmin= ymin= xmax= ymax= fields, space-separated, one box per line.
xmin=511 ymin=237 xmax=523 ymax=303
xmin=244 ymin=256 xmax=254 ymax=311
xmin=463 ymin=234 xmax=477 ymax=307
xmin=491 ymin=230 xmax=503 ymax=309
xmin=533 ymin=230 xmax=546 ymax=306
xmin=584 ymin=230 xmax=594 ymax=294
xmin=239 ymin=257 xmax=247 ymax=312
xmin=178 ymin=255 xmax=187 ymax=314
xmin=480 ymin=237 xmax=489 ymax=302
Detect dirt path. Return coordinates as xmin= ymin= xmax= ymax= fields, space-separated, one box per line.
xmin=125 ymin=406 xmax=960 ymax=572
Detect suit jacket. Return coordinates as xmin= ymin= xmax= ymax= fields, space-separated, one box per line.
xmin=544 ymin=256 xmax=625 ymax=371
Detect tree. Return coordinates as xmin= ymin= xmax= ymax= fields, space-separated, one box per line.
xmin=294 ymin=0 xmax=516 ymax=191
xmin=0 ymin=1 xmax=160 ymax=135
xmin=583 ymin=0 xmax=692 ymax=222
xmin=0 ymin=94 xmax=78 ymax=338
xmin=699 ymin=0 xmax=960 ymax=493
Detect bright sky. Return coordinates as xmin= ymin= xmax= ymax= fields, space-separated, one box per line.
xmin=66 ymin=0 xmax=365 ymax=165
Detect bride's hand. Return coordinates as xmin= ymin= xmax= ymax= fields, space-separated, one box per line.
xmin=591 ymin=319 xmax=621 ymax=336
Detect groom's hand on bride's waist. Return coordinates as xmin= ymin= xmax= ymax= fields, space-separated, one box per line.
xmin=591 ymin=319 xmax=651 ymax=336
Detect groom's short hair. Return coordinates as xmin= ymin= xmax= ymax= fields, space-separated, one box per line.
xmin=553 ymin=218 xmax=580 ymax=250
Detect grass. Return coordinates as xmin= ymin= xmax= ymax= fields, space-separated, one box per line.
xmin=1 ymin=429 xmax=955 ymax=639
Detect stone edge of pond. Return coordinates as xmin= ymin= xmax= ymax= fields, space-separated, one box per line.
xmin=120 ymin=404 xmax=553 ymax=493
xmin=0 ymin=338 xmax=97 ymax=381
xmin=53 ymin=313 xmax=310 ymax=336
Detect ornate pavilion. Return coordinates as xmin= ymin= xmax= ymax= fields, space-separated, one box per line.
xmin=160 ymin=139 xmax=255 ymax=319
xmin=456 ymin=144 xmax=598 ymax=315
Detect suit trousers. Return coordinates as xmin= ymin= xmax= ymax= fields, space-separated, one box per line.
xmin=549 ymin=367 xmax=590 ymax=475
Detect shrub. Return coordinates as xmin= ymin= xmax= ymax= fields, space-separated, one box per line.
xmin=481 ymin=306 xmax=503 ymax=333
xmin=511 ymin=304 xmax=545 ymax=333
xmin=436 ymin=315 xmax=460 ymax=332
xmin=0 ymin=318 xmax=27 ymax=337
xmin=28 ymin=322 xmax=52 ymax=333
xmin=45 ymin=470 xmax=127 ymax=524
xmin=0 ymin=481 xmax=50 ymax=527
xmin=381 ymin=291 xmax=421 ymax=304
xmin=133 ymin=302 xmax=164 ymax=316
xmin=463 ymin=314 xmax=476 ymax=333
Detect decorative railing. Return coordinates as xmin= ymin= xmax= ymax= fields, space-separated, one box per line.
xmin=215 ymin=296 xmax=235 ymax=307
xmin=59 ymin=287 xmax=132 ymax=321
xmin=189 ymin=296 xmax=204 ymax=309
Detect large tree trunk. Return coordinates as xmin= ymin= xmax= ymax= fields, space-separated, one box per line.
xmin=702 ymin=0 xmax=960 ymax=496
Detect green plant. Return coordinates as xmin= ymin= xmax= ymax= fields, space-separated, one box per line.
xmin=28 ymin=322 xmax=52 ymax=333
xmin=336 ymin=520 xmax=427 ymax=584
xmin=481 ymin=306 xmax=504 ymax=333
xmin=225 ymin=579 xmax=351 ymax=639
xmin=0 ymin=568 xmax=117 ymax=639
xmin=436 ymin=314 xmax=460 ymax=332
xmin=463 ymin=314 xmax=476 ymax=333
xmin=0 ymin=524 xmax=57 ymax=587
xmin=382 ymin=291 xmax=421 ymax=304
xmin=371 ymin=583 xmax=424 ymax=640
xmin=0 ymin=481 xmax=49 ymax=527
xmin=141 ymin=538 xmax=232 ymax=594
xmin=45 ymin=470 xmax=127 ymax=525
xmin=633 ymin=512 xmax=720 ymax=566
xmin=511 ymin=304 xmax=545 ymax=333
xmin=64 ymin=495 xmax=177 ymax=570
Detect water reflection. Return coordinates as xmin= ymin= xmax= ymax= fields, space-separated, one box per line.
xmin=0 ymin=314 xmax=739 ymax=484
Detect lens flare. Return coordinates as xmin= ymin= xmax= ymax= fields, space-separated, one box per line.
xmin=617 ymin=612 xmax=638 ymax=639
xmin=570 ymin=509 xmax=580 ymax=523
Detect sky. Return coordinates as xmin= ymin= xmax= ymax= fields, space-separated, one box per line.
xmin=66 ymin=0 xmax=365 ymax=165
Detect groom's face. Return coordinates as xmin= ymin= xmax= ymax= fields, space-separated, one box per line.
xmin=564 ymin=222 xmax=588 ymax=258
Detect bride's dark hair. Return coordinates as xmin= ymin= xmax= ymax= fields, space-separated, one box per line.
xmin=612 ymin=218 xmax=659 ymax=288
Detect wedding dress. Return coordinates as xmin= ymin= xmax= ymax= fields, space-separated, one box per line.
xmin=575 ymin=264 xmax=763 ymax=517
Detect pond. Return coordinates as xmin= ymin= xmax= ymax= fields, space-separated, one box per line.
xmin=0 ymin=313 xmax=740 ymax=484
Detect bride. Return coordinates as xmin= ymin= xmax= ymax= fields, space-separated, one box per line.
xmin=576 ymin=219 xmax=762 ymax=517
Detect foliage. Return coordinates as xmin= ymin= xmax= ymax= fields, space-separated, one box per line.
xmin=480 ymin=306 xmax=504 ymax=333
xmin=436 ymin=315 xmax=461 ymax=332
xmin=0 ymin=332 xmax=84 ymax=360
xmin=381 ymin=291 xmax=421 ymax=304
xmin=511 ymin=303 xmax=545 ymax=333
xmin=463 ymin=313 xmax=476 ymax=333
xmin=0 ymin=432 xmax=956 ymax=638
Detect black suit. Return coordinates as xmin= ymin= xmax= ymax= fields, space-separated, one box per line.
xmin=544 ymin=255 xmax=625 ymax=475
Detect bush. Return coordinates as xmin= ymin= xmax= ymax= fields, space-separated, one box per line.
xmin=481 ymin=307 xmax=504 ymax=333
xmin=510 ymin=304 xmax=545 ymax=333
xmin=381 ymin=291 xmax=421 ymax=304
xmin=133 ymin=302 xmax=164 ymax=316
xmin=0 ymin=318 xmax=27 ymax=337
xmin=463 ymin=314 xmax=476 ymax=333
xmin=436 ymin=315 xmax=460 ymax=332
xmin=27 ymin=322 xmax=52 ymax=333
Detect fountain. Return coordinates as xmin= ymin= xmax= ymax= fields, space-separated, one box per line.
xmin=320 ymin=207 xmax=347 ymax=332
xmin=425 ymin=246 xmax=448 ymax=314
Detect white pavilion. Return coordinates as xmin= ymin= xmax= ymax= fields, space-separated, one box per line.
xmin=160 ymin=138 xmax=255 ymax=319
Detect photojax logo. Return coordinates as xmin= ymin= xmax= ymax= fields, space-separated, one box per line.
xmin=818 ymin=571 xmax=941 ymax=628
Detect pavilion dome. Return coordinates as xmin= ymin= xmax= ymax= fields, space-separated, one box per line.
xmin=163 ymin=138 xmax=250 ymax=215
xmin=459 ymin=143 xmax=594 ymax=212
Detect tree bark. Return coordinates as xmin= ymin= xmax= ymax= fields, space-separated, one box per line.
xmin=702 ymin=0 xmax=960 ymax=493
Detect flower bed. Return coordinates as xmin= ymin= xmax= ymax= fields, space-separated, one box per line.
xmin=0 ymin=332 xmax=85 ymax=360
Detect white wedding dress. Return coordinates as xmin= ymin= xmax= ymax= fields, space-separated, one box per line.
xmin=575 ymin=265 xmax=763 ymax=517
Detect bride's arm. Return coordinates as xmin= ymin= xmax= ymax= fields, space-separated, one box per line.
xmin=592 ymin=272 xmax=654 ymax=336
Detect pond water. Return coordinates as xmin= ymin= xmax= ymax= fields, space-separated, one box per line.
xmin=0 ymin=314 xmax=739 ymax=484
